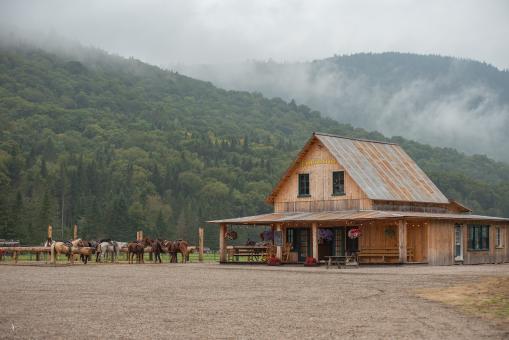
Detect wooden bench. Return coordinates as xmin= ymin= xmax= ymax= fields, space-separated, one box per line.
xmin=358 ymin=248 xmax=414 ymax=263
xmin=226 ymin=246 xmax=268 ymax=262
xmin=325 ymin=255 xmax=359 ymax=269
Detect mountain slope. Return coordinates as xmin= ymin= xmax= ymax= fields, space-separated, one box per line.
xmin=0 ymin=44 xmax=508 ymax=245
xmin=174 ymin=53 xmax=509 ymax=161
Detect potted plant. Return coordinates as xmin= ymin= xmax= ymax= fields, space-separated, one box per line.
xmin=267 ymin=255 xmax=281 ymax=266
xmin=304 ymin=256 xmax=318 ymax=267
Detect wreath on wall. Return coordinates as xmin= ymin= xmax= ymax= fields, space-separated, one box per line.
xmin=224 ymin=230 xmax=238 ymax=240
xmin=384 ymin=228 xmax=396 ymax=238
xmin=260 ymin=230 xmax=274 ymax=241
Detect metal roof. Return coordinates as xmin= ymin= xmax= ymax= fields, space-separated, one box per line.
xmin=208 ymin=210 xmax=509 ymax=225
xmin=268 ymin=132 xmax=449 ymax=204
xmin=316 ymin=133 xmax=449 ymax=203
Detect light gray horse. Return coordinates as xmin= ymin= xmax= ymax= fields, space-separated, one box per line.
xmin=113 ymin=241 xmax=128 ymax=262
xmin=98 ymin=241 xmax=118 ymax=263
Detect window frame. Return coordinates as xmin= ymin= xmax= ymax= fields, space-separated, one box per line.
xmin=332 ymin=171 xmax=345 ymax=196
xmin=467 ymin=224 xmax=490 ymax=251
xmin=495 ymin=227 xmax=504 ymax=248
xmin=298 ymin=173 xmax=310 ymax=197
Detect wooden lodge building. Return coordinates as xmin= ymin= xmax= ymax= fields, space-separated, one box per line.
xmin=209 ymin=132 xmax=509 ymax=265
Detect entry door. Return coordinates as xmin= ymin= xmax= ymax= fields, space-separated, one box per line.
xmin=454 ymin=224 xmax=463 ymax=261
xmin=286 ymin=228 xmax=310 ymax=262
xmin=346 ymin=227 xmax=359 ymax=255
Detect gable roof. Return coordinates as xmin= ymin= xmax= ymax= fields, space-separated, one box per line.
xmin=267 ymin=132 xmax=449 ymax=204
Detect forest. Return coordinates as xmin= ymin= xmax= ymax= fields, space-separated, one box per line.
xmin=176 ymin=52 xmax=509 ymax=161
xmin=1 ymin=43 xmax=509 ymax=246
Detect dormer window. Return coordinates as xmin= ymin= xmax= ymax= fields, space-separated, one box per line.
xmin=298 ymin=173 xmax=310 ymax=197
xmin=332 ymin=171 xmax=345 ymax=195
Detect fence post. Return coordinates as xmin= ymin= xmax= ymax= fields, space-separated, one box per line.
xmin=50 ymin=243 xmax=55 ymax=264
xmin=198 ymin=227 xmax=204 ymax=262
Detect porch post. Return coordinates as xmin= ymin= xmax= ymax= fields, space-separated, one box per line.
xmin=398 ymin=220 xmax=407 ymax=263
xmin=276 ymin=223 xmax=282 ymax=260
xmin=219 ymin=223 xmax=227 ymax=263
xmin=312 ymin=222 xmax=318 ymax=260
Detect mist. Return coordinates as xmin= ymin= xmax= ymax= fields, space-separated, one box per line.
xmin=1 ymin=0 xmax=509 ymax=161
xmin=174 ymin=57 xmax=509 ymax=161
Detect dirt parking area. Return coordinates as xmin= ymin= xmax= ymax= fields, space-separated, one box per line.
xmin=0 ymin=263 xmax=508 ymax=339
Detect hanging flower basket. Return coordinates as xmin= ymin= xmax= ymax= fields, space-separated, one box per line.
xmin=224 ymin=230 xmax=238 ymax=240
xmin=318 ymin=229 xmax=334 ymax=243
xmin=348 ymin=228 xmax=362 ymax=239
xmin=261 ymin=230 xmax=274 ymax=241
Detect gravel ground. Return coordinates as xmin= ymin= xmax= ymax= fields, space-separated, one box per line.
xmin=0 ymin=263 xmax=508 ymax=339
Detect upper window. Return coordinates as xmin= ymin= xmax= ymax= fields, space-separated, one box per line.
xmin=468 ymin=224 xmax=490 ymax=251
xmin=298 ymin=173 xmax=310 ymax=196
xmin=332 ymin=171 xmax=345 ymax=195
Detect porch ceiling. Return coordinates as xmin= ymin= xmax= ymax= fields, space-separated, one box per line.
xmin=207 ymin=210 xmax=509 ymax=225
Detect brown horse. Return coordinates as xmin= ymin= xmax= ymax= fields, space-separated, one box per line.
xmin=79 ymin=240 xmax=96 ymax=264
xmin=127 ymin=238 xmax=149 ymax=264
xmin=150 ymin=239 xmax=163 ymax=263
xmin=162 ymin=240 xmax=189 ymax=263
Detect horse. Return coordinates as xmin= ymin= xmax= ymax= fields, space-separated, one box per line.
xmin=79 ymin=240 xmax=97 ymax=264
xmin=97 ymin=241 xmax=117 ymax=263
xmin=113 ymin=241 xmax=128 ymax=262
xmin=52 ymin=241 xmax=73 ymax=262
xmin=150 ymin=238 xmax=163 ymax=263
xmin=162 ymin=240 xmax=189 ymax=263
xmin=127 ymin=239 xmax=149 ymax=264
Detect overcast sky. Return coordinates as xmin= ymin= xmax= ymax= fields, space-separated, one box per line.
xmin=1 ymin=0 xmax=509 ymax=69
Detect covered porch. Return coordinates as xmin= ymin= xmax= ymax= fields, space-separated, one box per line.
xmin=210 ymin=210 xmax=429 ymax=265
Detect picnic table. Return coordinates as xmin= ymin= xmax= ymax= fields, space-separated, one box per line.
xmin=227 ymin=245 xmax=269 ymax=263
xmin=324 ymin=254 xmax=359 ymax=269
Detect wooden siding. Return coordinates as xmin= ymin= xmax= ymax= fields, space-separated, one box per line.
xmin=359 ymin=222 xmax=399 ymax=263
xmin=273 ymin=139 xmax=371 ymax=212
xmin=407 ymin=224 xmax=428 ymax=262
xmin=427 ymin=221 xmax=455 ymax=265
xmin=462 ymin=224 xmax=509 ymax=264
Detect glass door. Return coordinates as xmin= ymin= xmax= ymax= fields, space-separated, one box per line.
xmin=286 ymin=228 xmax=311 ymax=262
xmin=454 ymin=224 xmax=463 ymax=261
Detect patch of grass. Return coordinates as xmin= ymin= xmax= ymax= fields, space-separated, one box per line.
xmin=417 ymin=277 xmax=509 ymax=329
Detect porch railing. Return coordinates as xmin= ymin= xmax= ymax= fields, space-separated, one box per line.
xmin=274 ymin=199 xmax=362 ymax=212
xmin=372 ymin=203 xmax=448 ymax=214
xmin=275 ymin=199 xmax=450 ymax=213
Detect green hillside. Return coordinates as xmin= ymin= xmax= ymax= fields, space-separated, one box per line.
xmin=1 ymin=45 xmax=508 ymax=245
xmin=176 ymin=53 xmax=509 ymax=161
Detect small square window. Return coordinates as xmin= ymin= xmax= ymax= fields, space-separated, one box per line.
xmin=298 ymin=173 xmax=310 ymax=196
xmin=332 ymin=171 xmax=345 ymax=195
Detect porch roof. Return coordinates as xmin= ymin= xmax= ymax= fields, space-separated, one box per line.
xmin=208 ymin=210 xmax=509 ymax=225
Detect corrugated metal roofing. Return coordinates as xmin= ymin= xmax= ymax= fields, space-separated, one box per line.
xmin=316 ymin=133 xmax=448 ymax=203
xmin=208 ymin=210 xmax=509 ymax=225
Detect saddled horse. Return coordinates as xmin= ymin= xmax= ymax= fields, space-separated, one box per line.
xmin=79 ymin=240 xmax=97 ymax=264
xmin=52 ymin=241 xmax=73 ymax=262
xmin=127 ymin=238 xmax=149 ymax=264
xmin=162 ymin=239 xmax=190 ymax=263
